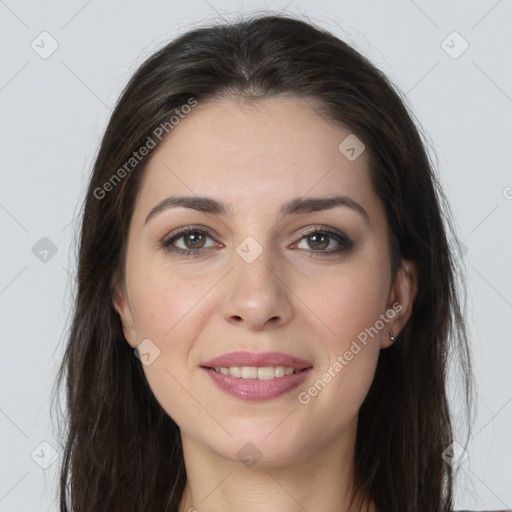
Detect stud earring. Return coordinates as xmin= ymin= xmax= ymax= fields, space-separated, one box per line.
xmin=390 ymin=329 xmax=396 ymax=343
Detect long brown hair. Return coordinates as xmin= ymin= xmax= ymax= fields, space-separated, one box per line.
xmin=53 ymin=13 xmax=473 ymax=511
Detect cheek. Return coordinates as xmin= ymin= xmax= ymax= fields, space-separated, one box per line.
xmin=126 ymin=261 xmax=220 ymax=344
xmin=293 ymin=260 xmax=390 ymax=344
xmin=298 ymin=346 xmax=380 ymax=440
xmin=291 ymin=263 xmax=388 ymax=416
xmin=125 ymin=268 xmax=219 ymax=426
xmin=295 ymin=277 xmax=385 ymax=435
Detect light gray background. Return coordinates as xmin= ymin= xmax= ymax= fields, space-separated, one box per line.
xmin=0 ymin=1 xmax=511 ymax=510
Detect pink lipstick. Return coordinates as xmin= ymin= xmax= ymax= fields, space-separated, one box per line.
xmin=201 ymin=351 xmax=313 ymax=401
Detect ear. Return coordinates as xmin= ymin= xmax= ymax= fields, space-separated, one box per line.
xmin=381 ymin=258 xmax=418 ymax=349
xmin=112 ymin=281 xmax=138 ymax=348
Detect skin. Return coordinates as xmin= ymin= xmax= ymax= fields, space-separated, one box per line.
xmin=114 ymin=95 xmax=417 ymax=512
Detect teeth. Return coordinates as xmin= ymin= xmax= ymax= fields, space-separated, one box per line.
xmin=213 ymin=366 xmax=301 ymax=379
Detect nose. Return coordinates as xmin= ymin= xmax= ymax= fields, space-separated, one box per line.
xmin=220 ymin=246 xmax=294 ymax=331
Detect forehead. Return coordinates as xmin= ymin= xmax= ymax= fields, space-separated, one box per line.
xmin=133 ymin=95 xmax=382 ymax=224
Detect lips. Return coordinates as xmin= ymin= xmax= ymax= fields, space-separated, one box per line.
xmin=201 ymin=351 xmax=313 ymax=371
xmin=203 ymin=365 xmax=313 ymax=401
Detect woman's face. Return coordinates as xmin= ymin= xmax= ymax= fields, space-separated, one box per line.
xmin=114 ymin=95 xmax=416 ymax=466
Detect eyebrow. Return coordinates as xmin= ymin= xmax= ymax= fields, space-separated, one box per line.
xmin=144 ymin=195 xmax=369 ymax=224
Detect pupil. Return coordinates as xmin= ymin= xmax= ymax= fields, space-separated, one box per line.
xmin=308 ymin=234 xmax=328 ymax=250
xmin=185 ymin=233 xmax=204 ymax=249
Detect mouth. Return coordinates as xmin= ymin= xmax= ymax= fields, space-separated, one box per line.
xmin=201 ymin=364 xmax=313 ymax=401
xmin=203 ymin=365 xmax=311 ymax=380
xmin=201 ymin=351 xmax=313 ymax=375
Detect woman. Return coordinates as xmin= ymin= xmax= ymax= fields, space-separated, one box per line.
xmin=53 ymin=13 xmax=499 ymax=512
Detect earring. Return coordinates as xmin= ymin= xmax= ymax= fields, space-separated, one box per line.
xmin=390 ymin=329 xmax=396 ymax=344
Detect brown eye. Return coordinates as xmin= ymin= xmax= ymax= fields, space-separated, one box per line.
xmin=294 ymin=227 xmax=354 ymax=254
xmin=306 ymin=233 xmax=330 ymax=250
xmin=162 ymin=227 xmax=220 ymax=256
xmin=182 ymin=232 xmax=206 ymax=249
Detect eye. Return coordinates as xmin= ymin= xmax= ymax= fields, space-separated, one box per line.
xmin=161 ymin=226 xmax=221 ymax=256
xmin=293 ymin=226 xmax=353 ymax=255
xmin=161 ymin=225 xmax=353 ymax=257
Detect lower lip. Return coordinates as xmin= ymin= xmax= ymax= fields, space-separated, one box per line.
xmin=202 ymin=367 xmax=313 ymax=401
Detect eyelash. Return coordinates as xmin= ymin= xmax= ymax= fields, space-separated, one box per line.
xmin=161 ymin=226 xmax=221 ymax=258
xmin=161 ymin=225 xmax=354 ymax=258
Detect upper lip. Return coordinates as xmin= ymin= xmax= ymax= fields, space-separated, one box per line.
xmin=201 ymin=351 xmax=313 ymax=370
